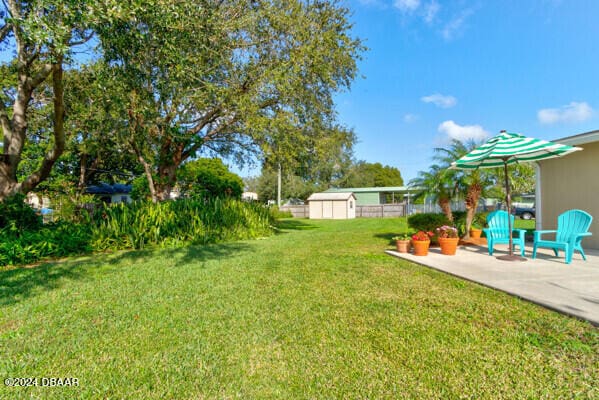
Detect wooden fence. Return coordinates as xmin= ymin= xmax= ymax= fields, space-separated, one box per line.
xmin=357 ymin=204 xmax=406 ymax=218
xmin=280 ymin=205 xmax=309 ymax=218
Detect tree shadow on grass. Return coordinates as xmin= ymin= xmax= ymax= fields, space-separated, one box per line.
xmin=0 ymin=241 xmax=257 ymax=307
xmin=374 ymin=232 xmax=400 ymax=245
xmin=273 ymin=219 xmax=317 ymax=233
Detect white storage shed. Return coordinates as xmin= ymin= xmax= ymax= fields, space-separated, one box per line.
xmin=307 ymin=192 xmax=356 ymax=219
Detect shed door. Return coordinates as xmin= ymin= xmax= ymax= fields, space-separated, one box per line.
xmin=322 ymin=201 xmax=333 ymax=218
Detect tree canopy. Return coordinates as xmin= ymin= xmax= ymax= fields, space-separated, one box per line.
xmin=0 ymin=0 xmax=364 ymax=202
xmin=339 ymin=161 xmax=404 ymax=188
xmin=178 ymin=158 xmax=243 ymax=199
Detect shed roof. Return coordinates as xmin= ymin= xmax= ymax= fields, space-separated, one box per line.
xmin=307 ymin=192 xmax=356 ymax=201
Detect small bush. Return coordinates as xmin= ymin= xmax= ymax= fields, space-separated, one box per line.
xmin=408 ymin=213 xmax=450 ymax=233
xmin=0 ymin=222 xmax=92 ymax=266
xmin=269 ymin=206 xmax=293 ymax=219
xmin=452 ymin=211 xmax=467 ymax=237
xmin=473 ymin=212 xmax=489 ymax=228
xmin=0 ymin=194 xmax=42 ymax=231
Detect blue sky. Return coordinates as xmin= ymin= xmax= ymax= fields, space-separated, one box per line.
xmin=3 ymin=1 xmax=598 ymax=184
xmin=332 ymin=0 xmax=599 ymax=182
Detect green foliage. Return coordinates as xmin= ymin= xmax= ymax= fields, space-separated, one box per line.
xmin=408 ymin=213 xmax=451 ymax=233
xmin=0 ymin=222 xmax=92 ymax=266
xmin=254 ymin=168 xmax=317 ymax=203
xmin=91 ymin=198 xmax=273 ymax=251
xmin=451 ymin=211 xmax=467 ymax=237
xmin=269 ymin=206 xmax=293 ymax=219
xmin=92 ymin=0 xmax=363 ymax=200
xmin=0 ymin=194 xmax=42 ymax=231
xmin=340 ymin=161 xmax=404 ymax=188
xmin=130 ymin=176 xmax=153 ymax=201
xmin=0 ymin=197 xmax=274 ymax=266
xmin=473 ymin=212 xmax=489 ymax=229
xmin=498 ymin=163 xmax=535 ymax=195
xmin=178 ymin=159 xmax=243 ymax=199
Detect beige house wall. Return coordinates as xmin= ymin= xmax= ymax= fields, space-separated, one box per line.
xmin=539 ymin=141 xmax=599 ymax=249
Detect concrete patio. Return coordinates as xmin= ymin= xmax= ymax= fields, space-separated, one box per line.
xmin=385 ymin=243 xmax=599 ymax=326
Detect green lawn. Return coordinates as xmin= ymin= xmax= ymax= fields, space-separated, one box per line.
xmin=514 ymin=218 xmax=535 ymax=230
xmin=1 ymin=218 xmax=597 ymax=399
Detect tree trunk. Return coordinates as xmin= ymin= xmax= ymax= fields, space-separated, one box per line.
xmin=463 ymin=182 xmax=482 ymax=239
xmin=438 ymin=196 xmax=453 ymax=222
xmin=0 ymin=59 xmax=62 ymax=201
xmin=155 ymin=142 xmax=185 ymax=201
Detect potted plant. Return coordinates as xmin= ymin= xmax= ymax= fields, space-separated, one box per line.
xmin=470 ymin=213 xmax=487 ymax=239
xmin=436 ymin=225 xmax=459 ymax=255
xmin=470 ymin=223 xmax=483 ymax=239
xmin=392 ymin=233 xmax=411 ymax=253
xmin=411 ymin=231 xmax=433 ymax=256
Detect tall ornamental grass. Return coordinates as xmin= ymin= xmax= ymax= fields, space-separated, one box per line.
xmin=0 ymin=198 xmax=273 ymax=266
xmin=91 ymin=198 xmax=274 ymax=251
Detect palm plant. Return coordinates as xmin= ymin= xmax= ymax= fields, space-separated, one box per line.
xmin=409 ymin=164 xmax=459 ymax=222
xmin=434 ymin=139 xmax=494 ymax=238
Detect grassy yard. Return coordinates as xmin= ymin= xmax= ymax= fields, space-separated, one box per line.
xmin=1 ymin=218 xmax=597 ymax=399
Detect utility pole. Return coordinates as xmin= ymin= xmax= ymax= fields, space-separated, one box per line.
xmin=277 ymin=163 xmax=282 ymax=207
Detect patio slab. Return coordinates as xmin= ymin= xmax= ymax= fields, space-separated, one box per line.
xmin=385 ymin=243 xmax=599 ymax=326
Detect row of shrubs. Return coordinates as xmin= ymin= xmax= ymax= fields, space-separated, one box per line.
xmin=407 ymin=211 xmax=489 ymax=237
xmin=0 ymin=196 xmax=274 ymax=267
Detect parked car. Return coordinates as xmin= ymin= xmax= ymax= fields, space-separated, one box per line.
xmin=512 ymin=204 xmax=535 ymax=220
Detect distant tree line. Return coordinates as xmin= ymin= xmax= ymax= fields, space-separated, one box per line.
xmin=246 ymin=161 xmax=404 ymax=203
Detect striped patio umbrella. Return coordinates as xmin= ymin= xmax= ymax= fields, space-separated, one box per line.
xmin=450 ymin=130 xmax=582 ymax=261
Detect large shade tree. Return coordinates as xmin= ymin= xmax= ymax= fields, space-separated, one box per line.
xmin=0 ymin=0 xmax=98 ymax=200
xmin=96 ymin=0 xmax=363 ymax=202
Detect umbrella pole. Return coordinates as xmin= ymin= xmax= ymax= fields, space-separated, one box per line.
xmin=497 ymin=159 xmax=526 ymax=261
xmin=505 ymin=161 xmax=513 ymax=256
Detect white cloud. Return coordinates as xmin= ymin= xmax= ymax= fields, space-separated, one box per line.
xmin=393 ymin=0 xmax=420 ymax=12
xmin=423 ymin=1 xmax=440 ymax=23
xmin=537 ymin=102 xmax=593 ymax=124
xmin=403 ymin=113 xmax=419 ymax=123
xmin=438 ymin=120 xmax=489 ymax=141
xmin=421 ymin=93 xmax=457 ymax=108
xmin=441 ymin=8 xmax=474 ymax=40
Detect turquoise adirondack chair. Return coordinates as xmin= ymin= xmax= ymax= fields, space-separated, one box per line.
xmin=532 ymin=209 xmax=593 ymax=264
xmin=483 ymin=210 xmax=526 ymax=257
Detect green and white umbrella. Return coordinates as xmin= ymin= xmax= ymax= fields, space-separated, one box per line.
xmin=451 ymin=130 xmax=582 ymax=261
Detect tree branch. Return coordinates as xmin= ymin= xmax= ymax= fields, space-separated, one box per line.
xmin=189 ymin=106 xmax=222 ymax=135
xmin=68 ymin=31 xmax=94 ymax=47
xmin=28 ymin=64 xmax=53 ymax=90
xmin=18 ymin=61 xmax=65 ymax=193
xmin=0 ymin=22 xmax=11 ymax=43
xmin=0 ymin=97 xmax=11 ymax=138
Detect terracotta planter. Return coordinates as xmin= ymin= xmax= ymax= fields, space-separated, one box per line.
xmin=439 ymin=237 xmax=459 ymax=255
xmin=470 ymin=228 xmax=482 ymax=239
xmin=412 ymin=240 xmax=430 ymax=256
xmin=395 ymin=239 xmax=411 ymax=253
